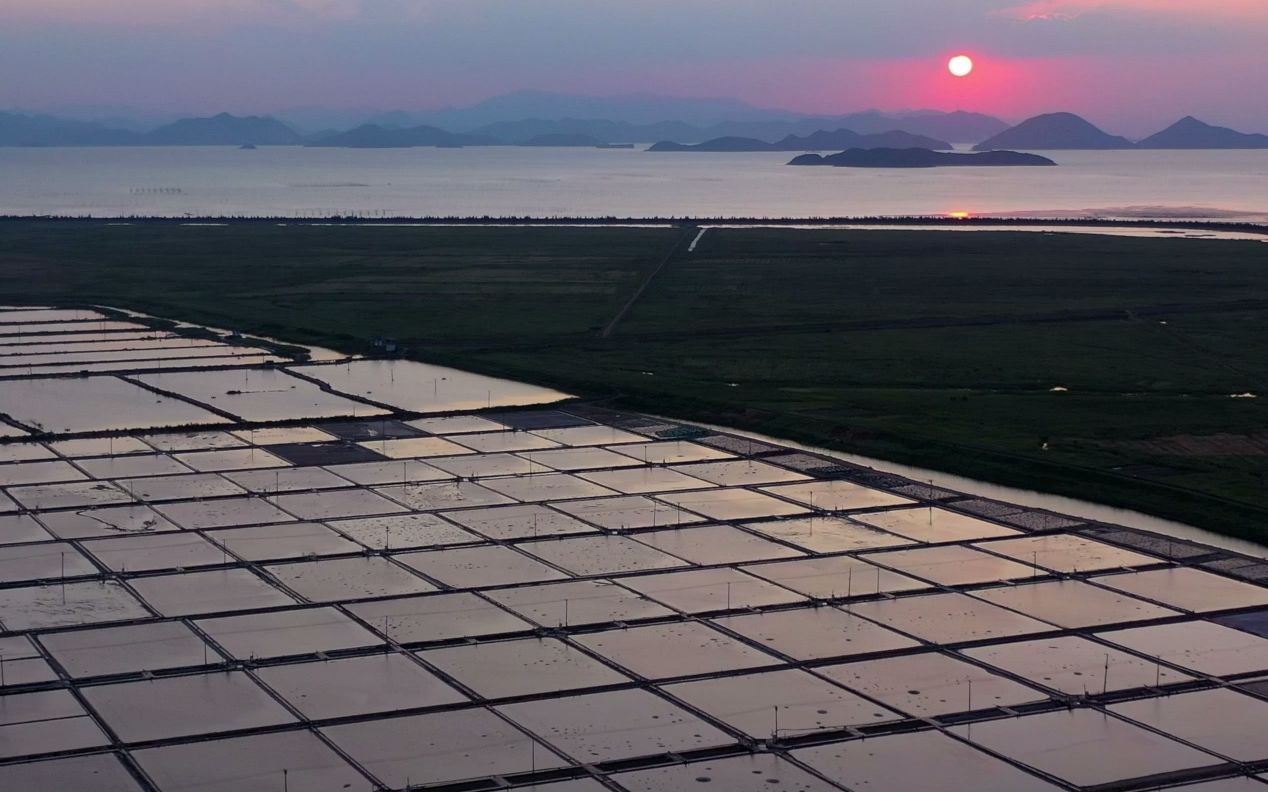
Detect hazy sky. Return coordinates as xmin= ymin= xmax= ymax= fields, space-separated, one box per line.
xmin=3 ymin=0 xmax=1266 ymax=133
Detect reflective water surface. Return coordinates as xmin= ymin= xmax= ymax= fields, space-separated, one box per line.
xmin=3 ymin=146 xmax=1267 ymax=220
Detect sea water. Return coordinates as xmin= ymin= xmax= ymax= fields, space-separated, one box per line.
xmin=2 ymin=145 xmax=1267 ymax=220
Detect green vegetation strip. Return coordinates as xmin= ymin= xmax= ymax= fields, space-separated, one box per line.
xmin=2 ymin=221 xmax=1266 ymax=541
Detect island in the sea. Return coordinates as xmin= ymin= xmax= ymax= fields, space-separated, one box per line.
xmin=789 ymin=148 xmax=1057 ymax=168
xmin=1137 ymin=116 xmax=1268 ymax=149
xmin=974 ymin=112 xmax=1135 ymax=151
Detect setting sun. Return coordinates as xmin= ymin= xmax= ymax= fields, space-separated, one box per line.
xmin=948 ymin=55 xmax=974 ymax=78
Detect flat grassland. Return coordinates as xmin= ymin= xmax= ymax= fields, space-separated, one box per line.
xmin=3 ymin=221 xmax=1267 ymax=540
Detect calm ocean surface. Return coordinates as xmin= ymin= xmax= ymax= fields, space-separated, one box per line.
xmin=3 ymin=146 xmax=1268 ymax=220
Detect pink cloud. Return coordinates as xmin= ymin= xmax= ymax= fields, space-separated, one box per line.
xmin=998 ymin=0 xmax=1268 ymax=23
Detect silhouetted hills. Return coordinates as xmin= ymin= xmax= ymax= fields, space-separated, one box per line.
xmin=468 ymin=119 xmax=695 ymax=145
xmin=776 ymin=129 xmax=951 ymax=151
xmin=791 ymin=148 xmax=1057 ymax=168
xmin=974 ymin=113 xmax=1135 ymax=150
xmin=519 ymin=133 xmax=608 ymax=147
xmin=306 ymin=124 xmax=496 ymax=148
xmin=346 ymin=94 xmax=1010 ymax=143
xmin=0 ymin=111 xmax=140 ymax=146
xmin=5 ymin=103 xmax=1267 ymax=151
xmin=267 ymin=94 xmax=1011 ymax=141
xmin=648 ymin=137 xmax=771 ymax=152
xmin=1138 ymin=116 xmax=1268 ymax=149
xmin=813 ymin=110 xmax=1008 ymax=143
xmin=649 ymin=129 xmax=952 ymax=153
xmin=145 ymin=113 xmax=303 ymax=146
xmin=466 ymin=114 xmax=987 ymax=147
xmin=976 ymin=112 xmax=1268 ymax=151
xmin=417 ymin=90 xmax=785 ymax=129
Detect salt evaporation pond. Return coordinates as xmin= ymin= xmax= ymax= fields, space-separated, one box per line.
xmin=1 ymin=304 xmax=1267 ymax=791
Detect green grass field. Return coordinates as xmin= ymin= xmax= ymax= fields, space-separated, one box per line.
xmin=3 ymin=221 xmax=1267 ymax=540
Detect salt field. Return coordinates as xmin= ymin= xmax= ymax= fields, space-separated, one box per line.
xmin=2 ymin=305 xmax=1268 ymax=791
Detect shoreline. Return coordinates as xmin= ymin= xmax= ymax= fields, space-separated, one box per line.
xmin=2 ymin=215 xmax=1266 ymax=234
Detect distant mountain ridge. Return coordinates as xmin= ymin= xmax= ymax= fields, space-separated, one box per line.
xmin=4 ymin=100 xmax=1267 ymax=151
xmin=778 ymin=129 xmax=952 ymax=151
xmin=460 ymin=111 xmax=1005 ymax=146
xmin=0 ymin=111 xmax=140 ymax=146
xmin=306 ymin=124 xmax=495 ymax=148
xmin=466 ymin=118 xmax=697 ymax=145
xmin=415 ymin=90 xmax=786 ymax=129
xmin=975 ymin=113 xmax=1135 ymax=151
xmin=0 ymin=111 xmax=301 ymax=146
xmin=1138 ymin=116 xmax=1268 ymax=149
xmin=648 ymin=129 xmax=952 ymax=153
xmin=145 ymin=113 xmax=303 ymax=146
xmin=977 ymin=112 xmax=1268 ymax=151
xmin=2 ymin=94 xmax=1011 ymax=148
xmin=804 ymin=110 xmax=1006 ymax=143
xmin=519 ymin=133 xmax=608 ymax=147
xmin=323 ymin=93 xmax=1011 ymax=142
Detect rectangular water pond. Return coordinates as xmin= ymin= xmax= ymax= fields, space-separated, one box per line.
xmin=741 ymin=515 xmax=913 ymax=554
xmin=0 ymin=689 xmax=108 ymax=759
xmin=553 ymin=495 xmax=709 ymax=531
xmin=663 ymin=667 xmax=900 ymax=739
xmin=713 ymin=606 xmax=918 ymax=661
xmin=0 ymin=580 xmax=150 ymax=631
xmin=396 ymin=545 xmax=569 ymax=588
xmin=576 ymin=465 xmax=715 ymax=495
xmin=817 ymin=650 xmax=1046 ymax=717
xmin=634 ymin=524 xmax=803 ymax=566
xmin=293 ymin=359 xmax=572 ymax=413
xmin=40 ymin=620 xmax=220 ymax=678
xmin=80 ymin=670 xmax=296 ymax=743
xmin=129 ymin=568 xmax=298 ymax=616
xmin=619 ymin=567 xmax=805 ymax=614
xmin=574 ymin=621 xmax=780 ymax=680
xmin=442 ymin=503 xmax=599 ymax=541
xmin=968 ymin=579 xmax=1179 ymax=629
xmin=196 ymin=606 xmax=381 ymax=659
xmin=484 ymin=579 xmax=674 ymax=628
xmin=792 ymin=729 xmax=1062 ymax=792
xmin=172 ymin=447 xmax=290 ymax=473
xmin=961 ymin=635 xmax=1195 ymax=694
xmin=266 ymin=556 xmax=436 ymax=602
xmin=656 ymin=488 xmax=809 ymax=522
xmin=322 ymin=707 xmax=567 ymax=788
xmin=496 ymin=688 xmax=735 ymax=763
xmin=845 ymin=592 xmax=1054 ymax=645
xmin=256 ymin=652 xmax=466 ymax=718
xmin=421 ymin=636 xmax=630 ymax=699
xmin=135 ymin=368 xmax=385 ymax=422
xmin=852 ymin=507 xmax=1021 ymax=543
xmin=517 ymin=535 xmax=686 ymax=576
xmin=615 ymin=754 xmax=840 ymax=792
xmin=948 ymin=708 xmax=1221 ymax=788
xmin=133 ymin=729 xmax=371 ymax=792
xmin=326 ymin=513 xmax=481 ymax=550
xmin=0 ymin=754 xmax=144 ymax=792
xmin=1095 ymin=567 xmax=1268 ymax=614
xmin=0 ymin=376 xmax=229 ymax=434
xmin=346 ymin=592 xmax=533 ymax=643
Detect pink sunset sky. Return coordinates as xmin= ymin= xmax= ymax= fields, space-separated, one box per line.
xmin=2 ymin=0 xmax=1266 ymax=134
